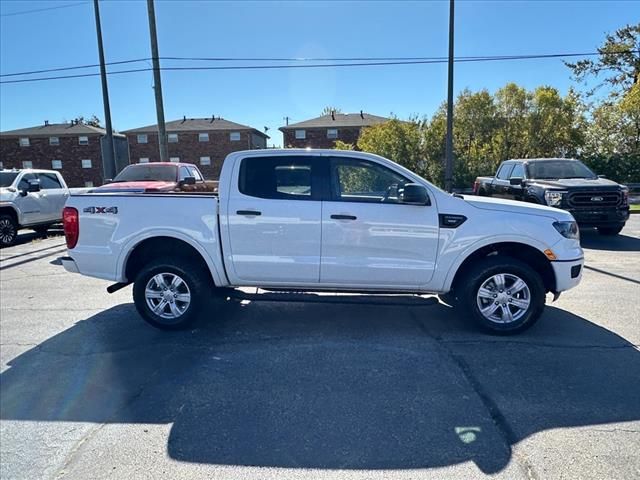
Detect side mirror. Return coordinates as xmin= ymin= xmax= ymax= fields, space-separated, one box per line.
xmin=509 ymin=177 xmax=523 ymax=186
xmin=400 ymin=183 xmax=429 ymax=205
xmin=104 ymin=178 xmax=113 ymax=184
xmin=27 ymin=180 xmax=41 ymax=193
xmin=181 ymin=176 xmax=196 ymax=186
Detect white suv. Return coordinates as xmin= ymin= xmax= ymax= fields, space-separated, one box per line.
xmin=0 ymin=169 xmax=69 ymax=247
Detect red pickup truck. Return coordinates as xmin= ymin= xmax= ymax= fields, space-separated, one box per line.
xmin=94 ymin=162 xmax=217 ymax=193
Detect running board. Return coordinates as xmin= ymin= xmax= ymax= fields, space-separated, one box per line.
xmin=225 ymin=289 xmax=438 ymax=306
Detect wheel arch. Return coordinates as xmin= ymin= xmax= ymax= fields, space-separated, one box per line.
xmin=119 ymin=234 xmax=223 ymax=286
xmin=446 ymin=241 xmax=556 ymax=294
xmin=0 ymin=205 xmax=20 ymax=225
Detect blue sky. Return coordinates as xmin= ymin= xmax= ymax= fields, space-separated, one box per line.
xmin=0 ymin=0 xmax=635 ymax=146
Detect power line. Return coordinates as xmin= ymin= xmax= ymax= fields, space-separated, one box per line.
xmin=0 ymin=1 xmax=89 ymax=17
xmin=2 ymin=50 xmax=637 ymax=79
xmin=1 ymin=50 xmax=638 ymax=85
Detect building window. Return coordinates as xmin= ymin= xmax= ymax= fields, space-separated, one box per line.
xmin=22 ymin=161 xmax=33 ymax=169
xmin=79 ymin=136 xmax=89 ymax=145
xmin=295 ymin=130 xmax=306 ymax=140
xmin=19 ymin=137 xmax=30 ymax=147
xmin=85 ymin=181 xmax=94 ymax=188
xmin=52 ymin=160 xmax=62 ymax=169
xmin=137 ymin=134 xmax=148 ymax=144
xmin=49 ymin=137 xmax=60 ymax=145
xmin=139 ymin=157 xmax=149 ymax=164
xmin=230 ymin=132 xmax=241 ymax=141
xmin=200 ymin=156 xmax=211 ymax=166
xmin=170 ymin=157 xmax=180 ymax=163
xmin=81 ymin=159 xmax=92 ymax=169
xmin=327 ymin=128 xmax=338 ymax=139
xmin=168 ymin=133 xmax=178 ymax=143
xmin=198 ymin=133 xmax=209 ymax=142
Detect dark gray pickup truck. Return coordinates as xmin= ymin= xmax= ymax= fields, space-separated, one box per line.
xmin=473 ymin=158 xmax=630 ymax=235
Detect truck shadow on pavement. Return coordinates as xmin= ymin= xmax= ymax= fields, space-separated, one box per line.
xmin=1 ymin=299 xmax=639 ymax=474
xmin=580 ymin=228 xmax=640 ymax=252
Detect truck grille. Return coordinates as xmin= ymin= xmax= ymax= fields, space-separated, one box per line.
xmin=567 ymin=191 xmax=621 ymax=208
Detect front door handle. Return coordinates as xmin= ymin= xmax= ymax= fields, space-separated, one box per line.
xmin=331 ymin=214 xmax=357 ymax=220
xmin=237 ymin=210 xmax=261 ymax=216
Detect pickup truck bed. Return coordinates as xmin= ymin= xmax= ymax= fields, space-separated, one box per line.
xmin=60 ymin=149 xmax=585 ymax=335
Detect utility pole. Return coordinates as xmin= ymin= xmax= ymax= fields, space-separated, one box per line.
xmin=147 ymin=0 xmax=168 ymax=162
xmin=93 ymin=0 xmax=116 ymax=180
xmin=444 ymin=0 xmax=455 ymax=193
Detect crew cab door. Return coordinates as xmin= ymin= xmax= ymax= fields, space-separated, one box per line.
xmin=320 ymin=157 xmax=439 ymax=287
xmin=491 ymin=163 xmax=515 ymax=199
xmin=224 ymin=155 xmax=322 ymax=284
xmin=15 ymin=173 xmax=44 ymax=225
xmin=37 ymin=172 xmax=68 ymax=222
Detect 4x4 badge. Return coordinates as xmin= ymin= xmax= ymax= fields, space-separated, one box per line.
xmin=83 ymin=206 xmax=118 ymax=214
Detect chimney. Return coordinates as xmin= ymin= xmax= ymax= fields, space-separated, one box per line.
xmin=210 ymin=115 xmax=215 ymax=123
xmin=182 ymin=115 xmax=186 ymax=123
xmin=331 ymin=110 xmax=335 ymax=121
xmin=44 ymin=120 xmax=49 ymax=126
xmin=360 ymin=110 xmax=364 ymax=119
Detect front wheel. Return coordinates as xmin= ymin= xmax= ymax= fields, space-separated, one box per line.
xmin=133 ymin=258 xmax=212 ymax=330
xmin=0 ymin=215 xmax=18 ymax=248
xmin=597 ymin=225 xmax=623 ymax=236
xmin=459 ymin=256 xmax=545 ymax=335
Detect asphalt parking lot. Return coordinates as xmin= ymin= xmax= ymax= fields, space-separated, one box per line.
xmin=1 ymin=218 xmax=639 ymax=480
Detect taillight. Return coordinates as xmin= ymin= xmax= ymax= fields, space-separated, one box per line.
xmin=63 ymin=207 xmax=79 ymax=249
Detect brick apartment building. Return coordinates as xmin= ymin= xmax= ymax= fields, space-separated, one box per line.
xmin=280 ymin=111 xmax=390 ymax=149
xmin=124 ymin=117 xmax=269 ymax=179
xmin=0 ymin=121 xmax=126 ymax=187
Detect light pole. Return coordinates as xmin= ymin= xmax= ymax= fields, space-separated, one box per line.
xmin=147 ymin=0 xmax=168 ymax=162
xmin=93 ymin=0 xmax=116 ymax=180
xmin=444 ymin=0 xmax=455 ymax=193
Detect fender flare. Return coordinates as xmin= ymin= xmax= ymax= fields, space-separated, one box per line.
xmin=0 ymin=203 xmax=22 ymax=225
xmin=115 ymin=229 xmax=226 ymax=286
xmin=441 ymin=234 xmax=551 ymax=292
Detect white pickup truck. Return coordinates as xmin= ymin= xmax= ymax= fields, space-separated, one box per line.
xmin=60 ymin=149 xmax=584 ymax=334
xmin=1 ymin=169 xmax=70 ymax=247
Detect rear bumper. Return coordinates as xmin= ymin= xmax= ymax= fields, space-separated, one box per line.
xmin=551 ymin=258 xmax=584 ymax=292
xmin=568 ymin=207 xmax=629 ymax=227
xmin=59 ymin=256 xmax=79 ymax=274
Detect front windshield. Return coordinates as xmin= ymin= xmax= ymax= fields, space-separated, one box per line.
xmin=0 ymin=172 xmax=19 ymax=187
xmin=112 ymin=165 xmax=178 ymax=183
xmin=526 ymin=160 xmax=597 ymax=180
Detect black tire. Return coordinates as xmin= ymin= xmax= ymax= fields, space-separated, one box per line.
xmin=458 ymin=256 xmax=545 ymax=335
xmin=133 ymin=257 xmax=213 ymax=330
xmin=0 ymin=214 xmax=18 ymax=248
xmin=597 ymin=225 xmax=623 ymax=236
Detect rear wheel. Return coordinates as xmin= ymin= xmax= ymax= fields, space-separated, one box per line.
xmin=0 ymin=215 xmax=18 ymax=248
xmin=597 ymin=225 xmax=623 ymax=236
xmin=133 ymin=258 xmax=212 ymax=330
xmin=459 ymin=256 xmax=545 ymax=335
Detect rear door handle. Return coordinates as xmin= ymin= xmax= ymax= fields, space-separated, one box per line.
xmin=237 ymin=210 xmax=261 ymax=216
xmin=331 ymin=214 xmax=357 ymax=220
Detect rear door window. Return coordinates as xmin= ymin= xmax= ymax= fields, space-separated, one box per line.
xmin=239 ymin=156 xmax=319 ymax=200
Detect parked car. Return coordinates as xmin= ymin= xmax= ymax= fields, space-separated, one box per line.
xmin=0 ymin=169 xmax=69 ymax=247
xmin=473 ymin=158 xmax=630 ymax=235
xmin=59 ymin=149 xmax=584 ymax=335
xmin=94 ymin=162 xmax=217 ymax=193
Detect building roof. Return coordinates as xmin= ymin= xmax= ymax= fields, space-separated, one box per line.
xmin=123 ymin=117 xmax=269 ymax=138
xmin=280 ymin=112 xmax=391 ymax=130
xmin=0 ymin=122 xmax=123 ymax=137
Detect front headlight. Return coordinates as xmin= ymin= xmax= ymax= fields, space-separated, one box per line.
xmin=545 ymin=190 xmax=567 ymax=207
xmin=553 ymin=221 xmax=580 ymax=240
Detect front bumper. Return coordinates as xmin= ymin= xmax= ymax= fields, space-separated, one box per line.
xmin=551 ymin=257 xmax=584 ymax=292
xmin=567 ymin=206 xmax=629 ymax=227
xmin=59 ymin=256 xmax=79 ymax=274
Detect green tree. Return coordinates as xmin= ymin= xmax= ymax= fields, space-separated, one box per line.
xmin=565 ymin=23 xmax=640 ymax=97
xmin=356 ymin=118 xmax=426 ymax=178
xmin=333 ymin=140 xmax=355 ymax=150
